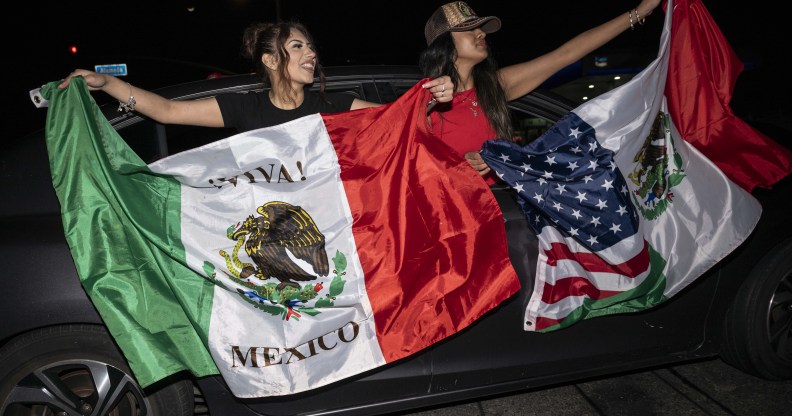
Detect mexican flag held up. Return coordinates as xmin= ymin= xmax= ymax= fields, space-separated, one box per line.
xmin=480 ymin=0 xmax=764 ymax=332
xmin=41 ymin=78 xmax=520 ymax=397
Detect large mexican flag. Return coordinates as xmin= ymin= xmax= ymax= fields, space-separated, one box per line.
xmin=41 ymin=78 xmax=520 ymax=397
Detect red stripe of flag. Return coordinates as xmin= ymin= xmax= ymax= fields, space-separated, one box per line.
xmin=544 ymin=240 xmax=650 ymax=276
xmin=665 ymin=0 xmax=792 ymax=191
xmin=322 ymin=82 xmax=521 ymax=362
xmin=542 ymin=278 xmax=622 ymax=303
xmin=540 ymin=239 xmax=650 ymax=304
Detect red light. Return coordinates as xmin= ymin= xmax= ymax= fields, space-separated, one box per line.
xmin=69 ymin=45 xmax=78 ymax=54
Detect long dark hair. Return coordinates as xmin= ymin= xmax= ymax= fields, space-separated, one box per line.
xmin=241 ymin=21 xmax=327 ymax=105
xmin=419 ymin=32 xmax=511 ymax=140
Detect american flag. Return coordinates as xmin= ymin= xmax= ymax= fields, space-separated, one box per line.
xmin=480 ymin=0 xmax=763 ymax=332
xmin=482 ymin=114 xmax=658 ymax=332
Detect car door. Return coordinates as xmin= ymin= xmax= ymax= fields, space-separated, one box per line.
xmin=99 ymin=71 xmax=720 ymax=412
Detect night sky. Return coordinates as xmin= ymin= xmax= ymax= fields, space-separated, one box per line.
xmin=10 ymin=0 xmax=789 ymax=143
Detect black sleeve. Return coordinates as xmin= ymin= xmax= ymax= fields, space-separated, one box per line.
xmin=323 ymin=92 xmax=357 ymax=112
xmin=215 ymin=92 xmax=258 ymax=130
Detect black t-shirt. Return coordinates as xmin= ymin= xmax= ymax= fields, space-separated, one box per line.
xmin=216 ymin=90 xmax=356 ymax=133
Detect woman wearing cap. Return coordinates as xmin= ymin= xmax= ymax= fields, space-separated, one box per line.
xmin=59 ymin=22 xmax=454 ymax=132
xmin=420 ymin=0 xmax=661 ymax=182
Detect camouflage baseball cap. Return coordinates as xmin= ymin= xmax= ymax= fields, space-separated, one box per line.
xmin=424 ymin=2 xmax=501 ymax=45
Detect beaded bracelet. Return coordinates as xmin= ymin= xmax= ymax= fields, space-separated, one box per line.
xmin=117 ymin=82 xmax=136 ymax=113
xmin=628 ymin=10 xmax=635 ymax=30
xmin=635 ymin=9 xmax=646 ymax=25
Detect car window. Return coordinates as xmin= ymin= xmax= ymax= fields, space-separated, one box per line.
xmin=511 ymin=109 xmax=556 ymax=146
xmin=320 ymin=82 xmax=368 ymax=101
xmin=116 ymin=78 xmax=564 ymax=162
xmin=119 ymin=117 xmax=237 ymax=163
xmin=386 ymin=80 xmax=430 ymax=104
xmin=119 ymin=119 xmax=167 ymax=163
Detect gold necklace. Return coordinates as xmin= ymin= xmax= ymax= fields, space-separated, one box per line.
xmin=456 ymin=90 xmax=479 ymax=117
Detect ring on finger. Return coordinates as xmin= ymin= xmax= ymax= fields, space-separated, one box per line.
xmin=441 ymin=84 xmax=446 ymax=92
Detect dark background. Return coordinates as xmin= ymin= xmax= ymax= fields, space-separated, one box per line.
xmin=9 ymin=0 xmax=789 ymax=143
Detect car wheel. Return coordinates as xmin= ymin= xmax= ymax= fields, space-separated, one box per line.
xmin=0 ymin=324 xmax=195 ymax=416
xmin=721 ymin=237 xmax=792 ymax=380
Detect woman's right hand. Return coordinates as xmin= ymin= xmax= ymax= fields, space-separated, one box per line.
xmin=58 ymin=69 xmax=108 ymax=91
xmin=464 ymin=152 xmax=491 ymax=176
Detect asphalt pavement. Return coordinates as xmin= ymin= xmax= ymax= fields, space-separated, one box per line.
xmin=393 ymin=358 xmax=792 ymax=416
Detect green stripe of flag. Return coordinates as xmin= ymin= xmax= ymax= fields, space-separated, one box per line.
xmin=42 ymin=78 xmax=219 ymax=387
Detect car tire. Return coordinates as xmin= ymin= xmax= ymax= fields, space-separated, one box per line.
xmin=0 ymin=324 xmax=195 ymax=416
xmin=720 ymin=237 xmax=792 ymax=380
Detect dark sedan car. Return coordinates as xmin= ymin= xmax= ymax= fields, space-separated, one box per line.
xmin=1 ymin=65 xmax=790 ymax=416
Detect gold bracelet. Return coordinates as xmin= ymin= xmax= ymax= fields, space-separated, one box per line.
xmin=117 ymin=82 xmax=136 ymax=113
